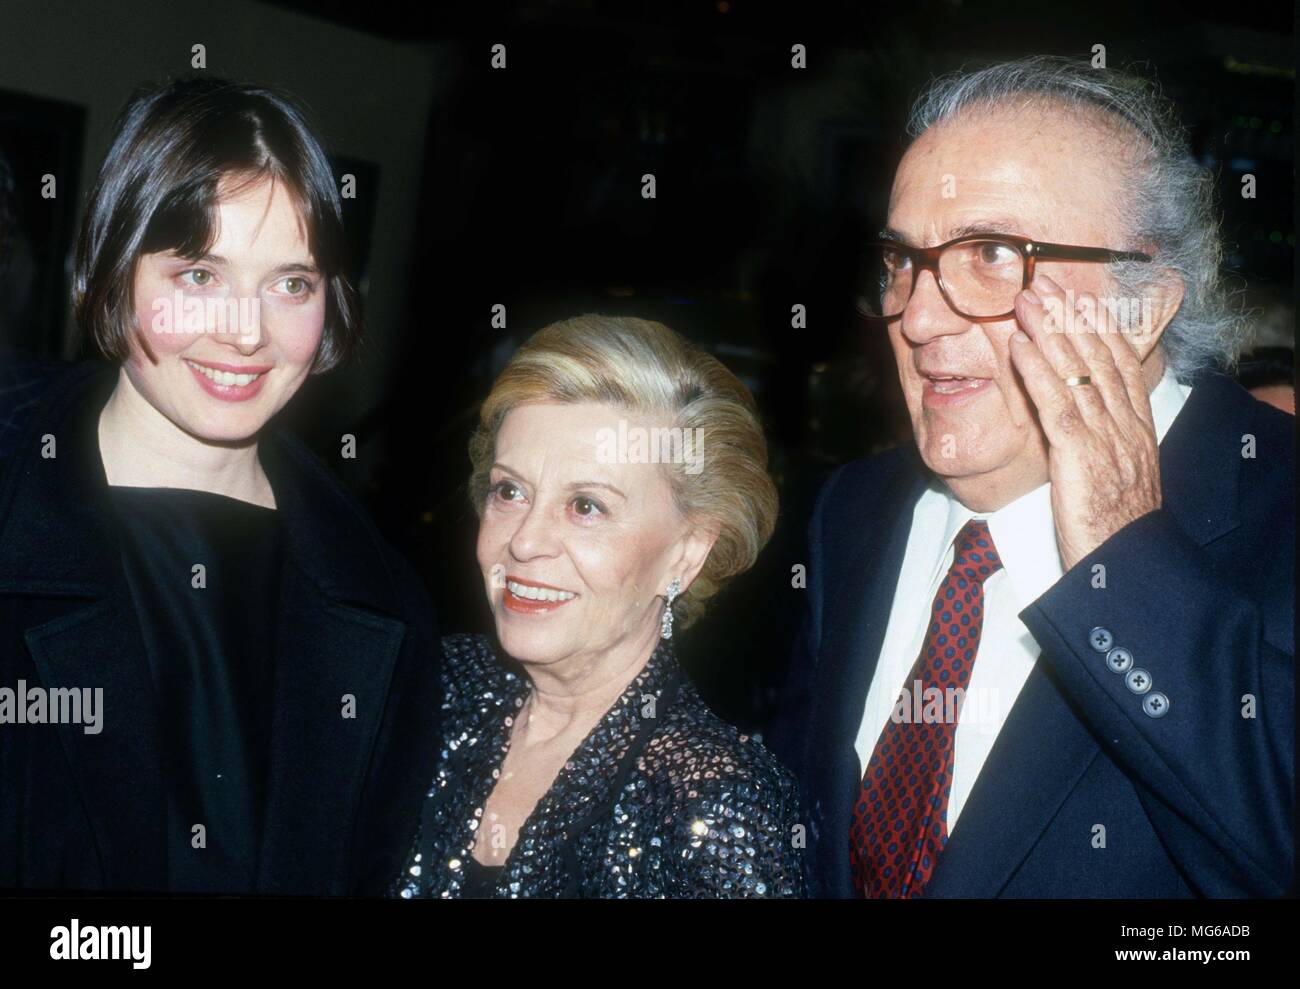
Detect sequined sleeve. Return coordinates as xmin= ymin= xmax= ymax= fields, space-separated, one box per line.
xmin=668 ymin=741 xmax=806 ymax=898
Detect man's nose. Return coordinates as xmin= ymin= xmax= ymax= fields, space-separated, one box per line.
xmin=899 ymin=268 xmax=969 ymax=344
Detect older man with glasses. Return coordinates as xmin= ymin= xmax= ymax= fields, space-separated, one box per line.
xmin=770 ymin=55 xmax=1294 ymax=899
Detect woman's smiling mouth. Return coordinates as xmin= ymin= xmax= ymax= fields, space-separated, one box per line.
xmin=503 ymin=576 xmax=579 ymax=615
xmin=184 ymin=358 xmax=272 ymax=401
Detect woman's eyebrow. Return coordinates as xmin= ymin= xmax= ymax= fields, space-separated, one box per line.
xmin=491 ymin=461 xmax=526 ymax=481
xmin=186 ymin=251 xmax=229 ymax=266
xmin=564 ymin=480 xmax=627 ymax=500
xmin=267 ymin=261 xmax=321 ymax=276
xmin=489 ymin=466 xmax=628 ymax=501
xmin=170 ymin=252 xmax=319 ymax=275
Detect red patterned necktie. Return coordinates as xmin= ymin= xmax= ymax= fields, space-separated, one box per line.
xmin=850 ymin=518 xmax=1004 ymax=898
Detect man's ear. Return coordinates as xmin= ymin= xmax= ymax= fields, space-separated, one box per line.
xmin=1127 ymin=267 xmax=1185 ymax=364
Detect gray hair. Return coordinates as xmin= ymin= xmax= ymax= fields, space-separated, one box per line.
xmin=906 ymin=55 xmax=1245 ymax=380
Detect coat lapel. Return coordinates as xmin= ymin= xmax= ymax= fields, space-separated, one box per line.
xmin=253 ymin=570 xmax=407 ymax=894
xmin=252 ymin=430 xmax=411 ymax=895
xmin=0 ymin=363 xmax=168 ymax=890
xmin=23 ymin=603 xmax=168 ymax=890
xmin=1 ymin=365 xmax=425 ymax=894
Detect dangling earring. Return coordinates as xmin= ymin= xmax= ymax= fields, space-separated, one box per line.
xmin=660 ymin=578 xmax=681 ymax=640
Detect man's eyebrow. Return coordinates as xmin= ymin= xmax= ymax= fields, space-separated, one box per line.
xmin=878 ymin=220 xmax=1025 ymax=246
xmin=948 ymin=220 xmax=1023 ymax=239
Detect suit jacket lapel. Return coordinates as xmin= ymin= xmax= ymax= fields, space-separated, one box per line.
xmin=1152 ymin=370 xmax=1242 ymax=547
xmin=925 ymin=370 xmax=1243 ymax=896
xmin=814 ymin=451 xmax=927 ymax=896
xmin=923 ymin=663 xmax=1101 ymax=896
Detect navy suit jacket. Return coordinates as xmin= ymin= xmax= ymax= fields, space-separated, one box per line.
xmin=769 ymin=370 xmax=1295 ymax=898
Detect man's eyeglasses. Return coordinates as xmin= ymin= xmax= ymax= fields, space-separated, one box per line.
xmin=856 ymin=234 xmax=1152 ymax=323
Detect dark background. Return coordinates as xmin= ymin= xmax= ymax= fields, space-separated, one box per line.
xmin=0 ymin=0 xmax=1293 ymax=732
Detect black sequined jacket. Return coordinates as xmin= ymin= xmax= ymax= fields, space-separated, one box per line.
xmin=393 ymin=633 xmax=805 ymax=898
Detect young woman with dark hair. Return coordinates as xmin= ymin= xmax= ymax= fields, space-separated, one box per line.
xmin=0 ymin=77 xmax=442 ymax=894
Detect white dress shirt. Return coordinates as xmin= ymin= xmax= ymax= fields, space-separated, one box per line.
xmin=853 ymin=368 xmax=1192 ymax=833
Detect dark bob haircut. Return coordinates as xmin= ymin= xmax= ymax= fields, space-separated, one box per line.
xmin=73 ymin=76 xmax=361 ymax=371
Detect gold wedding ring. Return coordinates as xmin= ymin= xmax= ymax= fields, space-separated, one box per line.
xmin=1064 ymin=374 xmax=1092 ymax=387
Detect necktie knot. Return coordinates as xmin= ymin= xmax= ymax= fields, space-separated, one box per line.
xmin=953 ymin=519 xmax=1002 ymax=583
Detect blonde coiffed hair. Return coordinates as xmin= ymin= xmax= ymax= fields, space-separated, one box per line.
xmin=468 ymin=314 xmax=778 ymax=630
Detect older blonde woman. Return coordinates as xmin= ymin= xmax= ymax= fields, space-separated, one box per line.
xmin=393 ymin=315 xmax=802 ymax=899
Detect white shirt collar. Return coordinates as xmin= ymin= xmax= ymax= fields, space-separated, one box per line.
xmin=922 ymin=367 xmax=1192 ymax=610
xmin=1149 ymin=365 xmax=1193 ymax=445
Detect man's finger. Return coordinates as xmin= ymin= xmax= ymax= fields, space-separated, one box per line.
xmin=1067 ymin=294 xmax=1138 ymax=423
xmin=1008 ymin=329 xmax=1088 ymax=447
xmin=1017 ymin=282 xmax=1108 ymax=426
xmin=1018 ymin=280 xmax=1089 ymax=379
xmin=1095 ymin=314 xmax=1156 ymax=427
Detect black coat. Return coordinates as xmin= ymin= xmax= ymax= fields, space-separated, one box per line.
xmin=0 ymin=361 xmax=443 ymax=895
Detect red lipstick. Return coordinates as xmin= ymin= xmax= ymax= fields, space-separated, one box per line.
xmin=501 ymin=574 xmax=579 ymax=616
